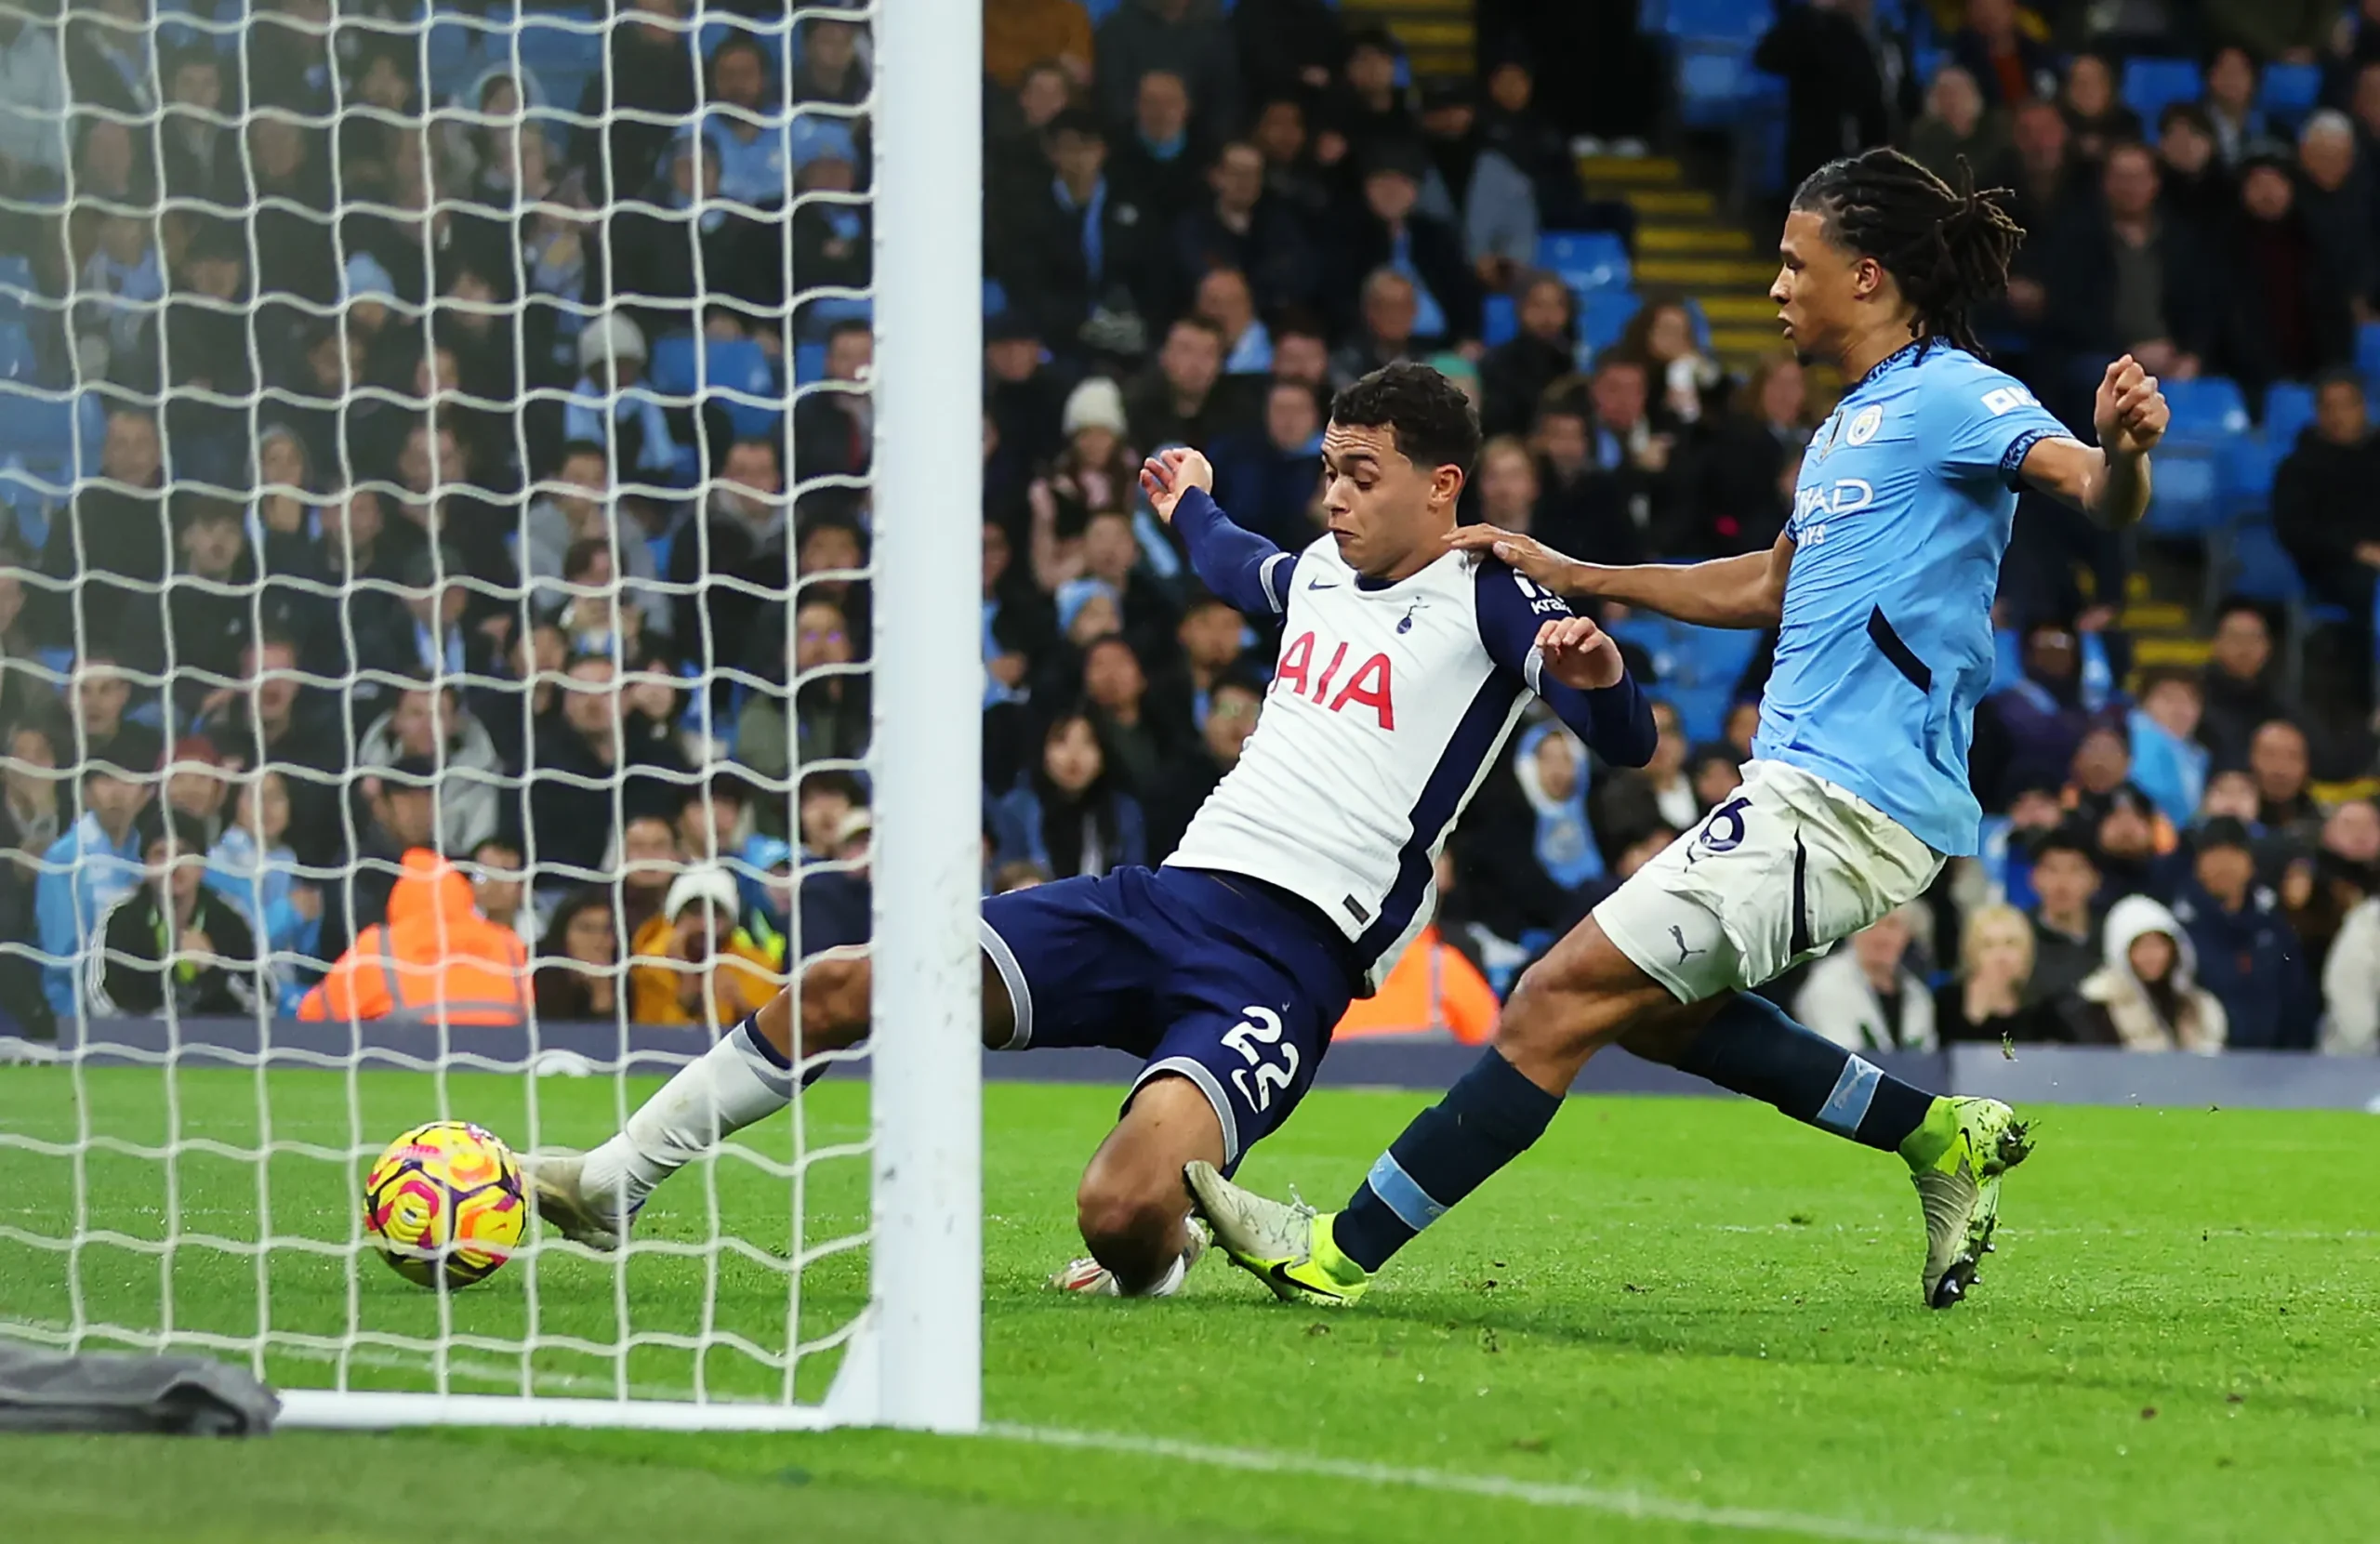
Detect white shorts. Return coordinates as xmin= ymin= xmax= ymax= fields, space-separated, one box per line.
xmin=1593 ymin=759 xmax=1944 ymax=1002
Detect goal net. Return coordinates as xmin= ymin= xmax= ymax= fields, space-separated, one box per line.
xmin=0 ymin=0 xmax=980 ymax=1431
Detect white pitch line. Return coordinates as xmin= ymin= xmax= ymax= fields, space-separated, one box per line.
xmin=982 ymin=1424 xmax=2021 ymax=1544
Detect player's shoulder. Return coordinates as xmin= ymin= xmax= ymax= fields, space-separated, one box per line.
xmin=1911 ymin=348 xmax=2043 ymax=420
xmin=1464 ymin=548 xmax=1571 ymax=617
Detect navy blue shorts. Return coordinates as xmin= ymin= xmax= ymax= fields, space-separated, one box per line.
xmin=980 ymin=865 xmax=1356 ymax=1171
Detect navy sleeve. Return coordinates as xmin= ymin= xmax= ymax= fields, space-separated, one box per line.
xmin=1474 ymin=561 xmax=1659 ymax=768
xmin=1171 ymin=487 xmax=1293 ymax=617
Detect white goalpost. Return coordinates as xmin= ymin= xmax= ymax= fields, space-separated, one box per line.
xmin=0 ymin=0 xmax=980 ymax=1433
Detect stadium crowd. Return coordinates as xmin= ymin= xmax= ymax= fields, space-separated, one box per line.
xmin=2 ymin=0 xmax=2380 ymax=1053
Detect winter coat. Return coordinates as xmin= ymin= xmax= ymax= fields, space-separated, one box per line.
xmin=2058 ymin=894 xmax=2227 ymax=1052
xmin=1793 ymin=947 xmax=1939 ymax=1053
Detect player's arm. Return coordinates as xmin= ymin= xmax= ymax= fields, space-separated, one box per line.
xmin=1140 ymin=447 xmax=1293 ymax=618
xmin=1473 ymin=561 xmax=1659 ymax=767
xmin=2016 ymin=356 xmax=2166 ymax=528
xmin=1448 ymin=526 xmax=1793 ymax=629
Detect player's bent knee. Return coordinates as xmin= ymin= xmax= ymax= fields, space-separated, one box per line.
xmin=798 ymin=953 xmax=871 ymax=1052
xmin=1073 ymin=1169 xmax=1183 ymax=1265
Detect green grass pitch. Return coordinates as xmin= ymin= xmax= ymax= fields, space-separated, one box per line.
xmin=4 ymin=1066 xmax=2376 ymax=1542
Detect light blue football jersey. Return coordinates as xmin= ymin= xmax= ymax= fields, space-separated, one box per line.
xmin=1752 ymin=341 xmax=2075 ymax=856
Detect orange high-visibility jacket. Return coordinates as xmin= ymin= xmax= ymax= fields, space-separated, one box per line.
xmin=298 ymin=850 xmax=530 ymax=1025
xmin=1332 ymin=926 xmax=1501 ymax=1045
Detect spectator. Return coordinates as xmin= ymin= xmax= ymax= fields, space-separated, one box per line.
xmin=577 ymin=0 xmax=698 ymax=205
xmin=528 ymin=655 xmax=694 ymax=881
xmin=1110 ymin=69 xmax=1207 ymax=222
xmin=736 ymin=596 xmax=869 ymax=784
xmin=1145 ymin=672 xmax=1259 ymax=859
xmin=162 ymin=735 xmax=239 ymax=851
xmin=2220 ymin=151 xmax=2355 ymax=396
xmin=2036 ymin=140 xmax=2220 ymax=391
xmin=794 ymin=317 xmax=878 ymax=481
xmin=2057 ymin=51 xmax=2140 ymax=167
xmin=2199 ymin=600 xmax=2293 ymax=768
xmin=1270 ymin=313 xmax=1333 ymax=388
xmin=357 ymin=679 xmax=507 ymax=859
xmin=1453 ymin=722 xmax=1606 ymax=956
xmin=788 ymin=7 xmax=868 ymax=111
xmin=2275 ymin=371 xmax=2380 ymax=623
xmin=2152 ymin=103 xmax=2233 ymax=237
xmin=0 ymin=8 xmax=69 ymax=197
xmin=990 ymin=710 xmax=1147 ymax=878
xmin=1686 ymin=354 xmax=1815 ymax=558
xmin=1248 ymin=95 xmax=1337 ymax=228
xmin=1950 ymin=0 xmax=2054 ymax=109
xmin=612 ymin=812 xmax=681 ymax=943
xmin=1904 ymin=64 xmax=2008 ymax=184
xmin=1601 ymin=700 xmax=1701 ymax=836
xmin=2173 ymin=815 xmax=2315 ymax=1049
xmin=1991 ymin=100 xmax=2083 ymax=257
xmin=1126 ymin=314 xmax=1239 ymax=452
xmin=35 ymin=408 xmax=168 ymax=652
xmin=63 ymin=649 xmax=161 ymax=783
xmin=206 ymin=769 xmax=322 ymax=1010
xmin=1189 ymin=265 xmax=1274 ymax=382
xmin=533 ymin=885 xmax=624 ymax=1019
xmin=1527 ymin=379 xmax=1644 ymax=568
xmin=1756 ymin=0 xmax=1897 ymax=194
xmin=1327 ymin=142 xmax=1480 ymax=350
xmin=1414 ymin=78 xmax=1539 ymax=294
xmin=992 ymin=109 xmax=1157 ymax=358
xmin=2287 ymin=798 xmax=2380 ymax=970
xmin=2294 ymin=112 xmax=2375 ymax=314
xmin=2205 ymin=0 xmax=2335 ymax=61
xmin=2025 ymin=822 xmax=2104 ymax=1004
xmin=1469 ymin=433 xmax=1543 ymax=536
xmin=2248 ymin=719 xmax=2321 ymax=835
xmin=1479 ymin=53 xmax=1594 ymax=229
xmin=1209 ymin=379 xmax=1324 ymax=550
xmin=564 ymin=313 xmax=686 ymax=487
xmin=2127 ymin=669 xmax=2212 ymax=828
xmin=1795 ymin=904 xmax=1938 ymax=1052
xmin=33 ymin=761 xmax=150 ymax=1017
xmin=2202 ymin=46 xmax=2268 ymax=166
xmin=1096 ymin=0 xmax=1239 ymax=144
xmin=1977 ymin=618 xmax=2102 ymax=809
xmin=789 ymin=807 xmax=872 ymax=957
xmin=1329 ymin=25 xmax=1415 ymax=160
xmin=0 ymin=719 xmax=62 ymax=1032
xmin=1937 ymin=901 xmax=2043 ymax=1042
xmin=298 ymin=850 xmax=531 ymax=1024
xmin=91 ymin=806 xmax=266 ymax=1019
xmin=1173 ymin=149 xmax=1317 ymax=323
xmin=668 ymin=435 xmax=788 ymax=666
xmin=1081 ymin=634 xmax=1164 ymax=795
xmin=523 ymin=442 xmax=669 ymax=634
xmin=985 ymin=0 xmax=1092 ymax=92
xmin=1329 ymin=267 xmax=1426 ymax=386
xmin=2056 ymin=893 xmax=2226 ymax=1050
xmin=1613 ymin=300 xmax=1728 ymax=435
xmin=627 ymin=864 xmax=778 ymax=1028
xmin=1478 ymin=271 xmax=1577 ymax=440
xmin=2090 ymin=783 xmax=2187 ymax=902
xmin=199 ymin=632 xmax=341 ymax=866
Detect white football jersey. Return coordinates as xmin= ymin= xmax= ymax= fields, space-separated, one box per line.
xmin=1167 ymin=530 xmax=1646 ymax=992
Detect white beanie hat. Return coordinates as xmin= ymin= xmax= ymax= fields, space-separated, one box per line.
xmin=578 ymin=311 xmax=648 ymax=372
xmin=663 ymin=864 xmax=740 ymax=923
xmin=1061 ymin=376 xmax=1127 ymax=437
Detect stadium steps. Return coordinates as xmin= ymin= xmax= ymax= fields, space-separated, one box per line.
xmin=1577 ymin=153 xmax=1788 ymax=370
xmin=1338 ymin=0 xmax=1474 ymax=76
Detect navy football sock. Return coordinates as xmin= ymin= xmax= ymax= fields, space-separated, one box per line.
xmin=1331 ymin=1049 xmax=1563 ymax=1273
xmin=1671 ymin=992 xmax=1936 ymax=1154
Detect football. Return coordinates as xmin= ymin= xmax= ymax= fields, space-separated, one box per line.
xmin=362 ymin=1122 xmax=526 ymax=1289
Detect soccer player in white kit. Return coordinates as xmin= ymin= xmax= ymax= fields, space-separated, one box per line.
xmin=1190 ymin=149 xmax=2171 ymax=1311
xmin=527 ymin=363 xmax=1658 ymax=1297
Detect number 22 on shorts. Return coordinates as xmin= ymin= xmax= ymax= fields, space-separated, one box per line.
xmin=1223 ymin=1006 xmax=1300 ymax=1113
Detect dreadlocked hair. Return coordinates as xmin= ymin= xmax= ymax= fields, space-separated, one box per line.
xmin=1791 ymin=148 xmax=2026 ymax=357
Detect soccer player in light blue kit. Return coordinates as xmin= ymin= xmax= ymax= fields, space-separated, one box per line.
xmin=1191 ymin=148 xmax=2171 ymax=1310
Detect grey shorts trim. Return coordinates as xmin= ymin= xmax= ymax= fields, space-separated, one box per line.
xmin=977 ymin=916 xmax=1033 ymax=1050
xmin=1131 ymin=1055 xmax=1241 ymax=1168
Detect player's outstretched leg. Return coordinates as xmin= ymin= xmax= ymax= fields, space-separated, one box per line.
xmin=526 ymin=952 xmax=1009 ymax=1248
xmin=1190 ymin=917 xmax=1691 ymax=1308
xmin=1048 ymin=1075 xmax=1221 ymax=1298
xmin=1620 ymin=993 xmax=2033 ymax=1307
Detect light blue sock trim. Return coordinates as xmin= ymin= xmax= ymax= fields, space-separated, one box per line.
xmin=1363 ymin=1152 xmax=1449 ymax=1234
xmin=1815 ymin=1055 xmax=1883 ymax=1137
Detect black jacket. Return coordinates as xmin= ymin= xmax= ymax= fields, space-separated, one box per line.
xmin=2036 ymin=214 xmax=2224 ymax=363
xmin=1755 ymin=3 xmax=1893 ymax=194
xmin=990 ymin=176 xmax=1162 ymax=349
xmin=1324 ymin=210 xmax=1481 ymax=346
xmin=2274 ymin=429 xmax=2380 ymax=612
xmin=93 ymin=882 xmax=265 ymax=1018
xmin=1478 ymin=333 xmax=1576 ymax=441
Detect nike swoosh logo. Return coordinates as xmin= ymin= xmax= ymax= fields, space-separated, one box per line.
xmin=1307 ymin=578 xmax=1339 ymax=590
xmin=1265 ymin=1260 xmax=1349 ymax=1301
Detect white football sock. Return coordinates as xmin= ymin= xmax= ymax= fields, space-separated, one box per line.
xmin=580 ymin=1021 xmax=793 ymax=1211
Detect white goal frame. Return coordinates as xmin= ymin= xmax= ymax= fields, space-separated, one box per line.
xmin=269 ymin=0 xmax=985 ymax=1435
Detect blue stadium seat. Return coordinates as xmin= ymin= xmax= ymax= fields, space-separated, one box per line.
xmin=1579 ymin=288 xmax=1642 ymax=357
xmin=2263 ymin=380 xmax=2317 ymax=446
xmin=1605 ymin=613 xmax=1760 ymax=741
xmin=1661 ymin=0 xmax=1769 ymax=44
xmin=2260 ymin=62 xmax=2321 ymax=129
xmin=1481 ymin=293 xmax=1517 ymax=348
xmin=983 ymin=278 xmax=1008 ymax=318
xmin=794 ymin=341 xmax=828 ymax=384
xmin=2227 ymin=521 xmax=2307 ymax=602
xmin=1912 ymin=46 xmax=1947 ymax=86
xmin=648 ymin=331 xmax=700 ymax=396
xmin=1677 ymin=42 xmax=1757 ymax=128
xmin=2161 ymin=376 xmax=2250 ymax=438
xmin=2142 ymin=442 xmax=2225 ymax=535
xmin=2358 ymin=321 xmax=2380 ymax=385
xmin=1538 ymin=231 xmax=1631 ymax=292
xmin=2123 ymin=59 xmax=2204 ymax=139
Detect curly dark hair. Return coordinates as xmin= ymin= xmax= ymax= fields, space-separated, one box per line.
xmin=1791 ymin=147 xmax=2026 ymax=357
xmin=1329 ymin=360 xmax=1483 ymax=476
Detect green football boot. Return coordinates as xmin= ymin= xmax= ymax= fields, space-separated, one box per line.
xmin=1905 ymin=1097 xmax=2034 ymax=1309
xmin=1183 ymin=1161 xmax=1369 ymax=1308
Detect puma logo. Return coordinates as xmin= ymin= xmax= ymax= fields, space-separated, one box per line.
xmin=1671 ymin=925 xmax=1707 ymax=967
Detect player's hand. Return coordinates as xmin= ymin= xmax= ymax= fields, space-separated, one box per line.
xmin=1536 ymin=616 xmax=1624 ymax=690
xmin=2094 ymin=354 xmax=2168 ymax=458
xmin=1444 ymin=523 xmax=1587 ymax=595
xmin=181 ymin=929 xmax=214 ymax=959
xmin=1138 ymin=447 xmax=1214 ymax=524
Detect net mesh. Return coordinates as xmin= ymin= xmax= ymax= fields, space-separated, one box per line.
xmin=0 ymin=0 xmax=879 ymax=1412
